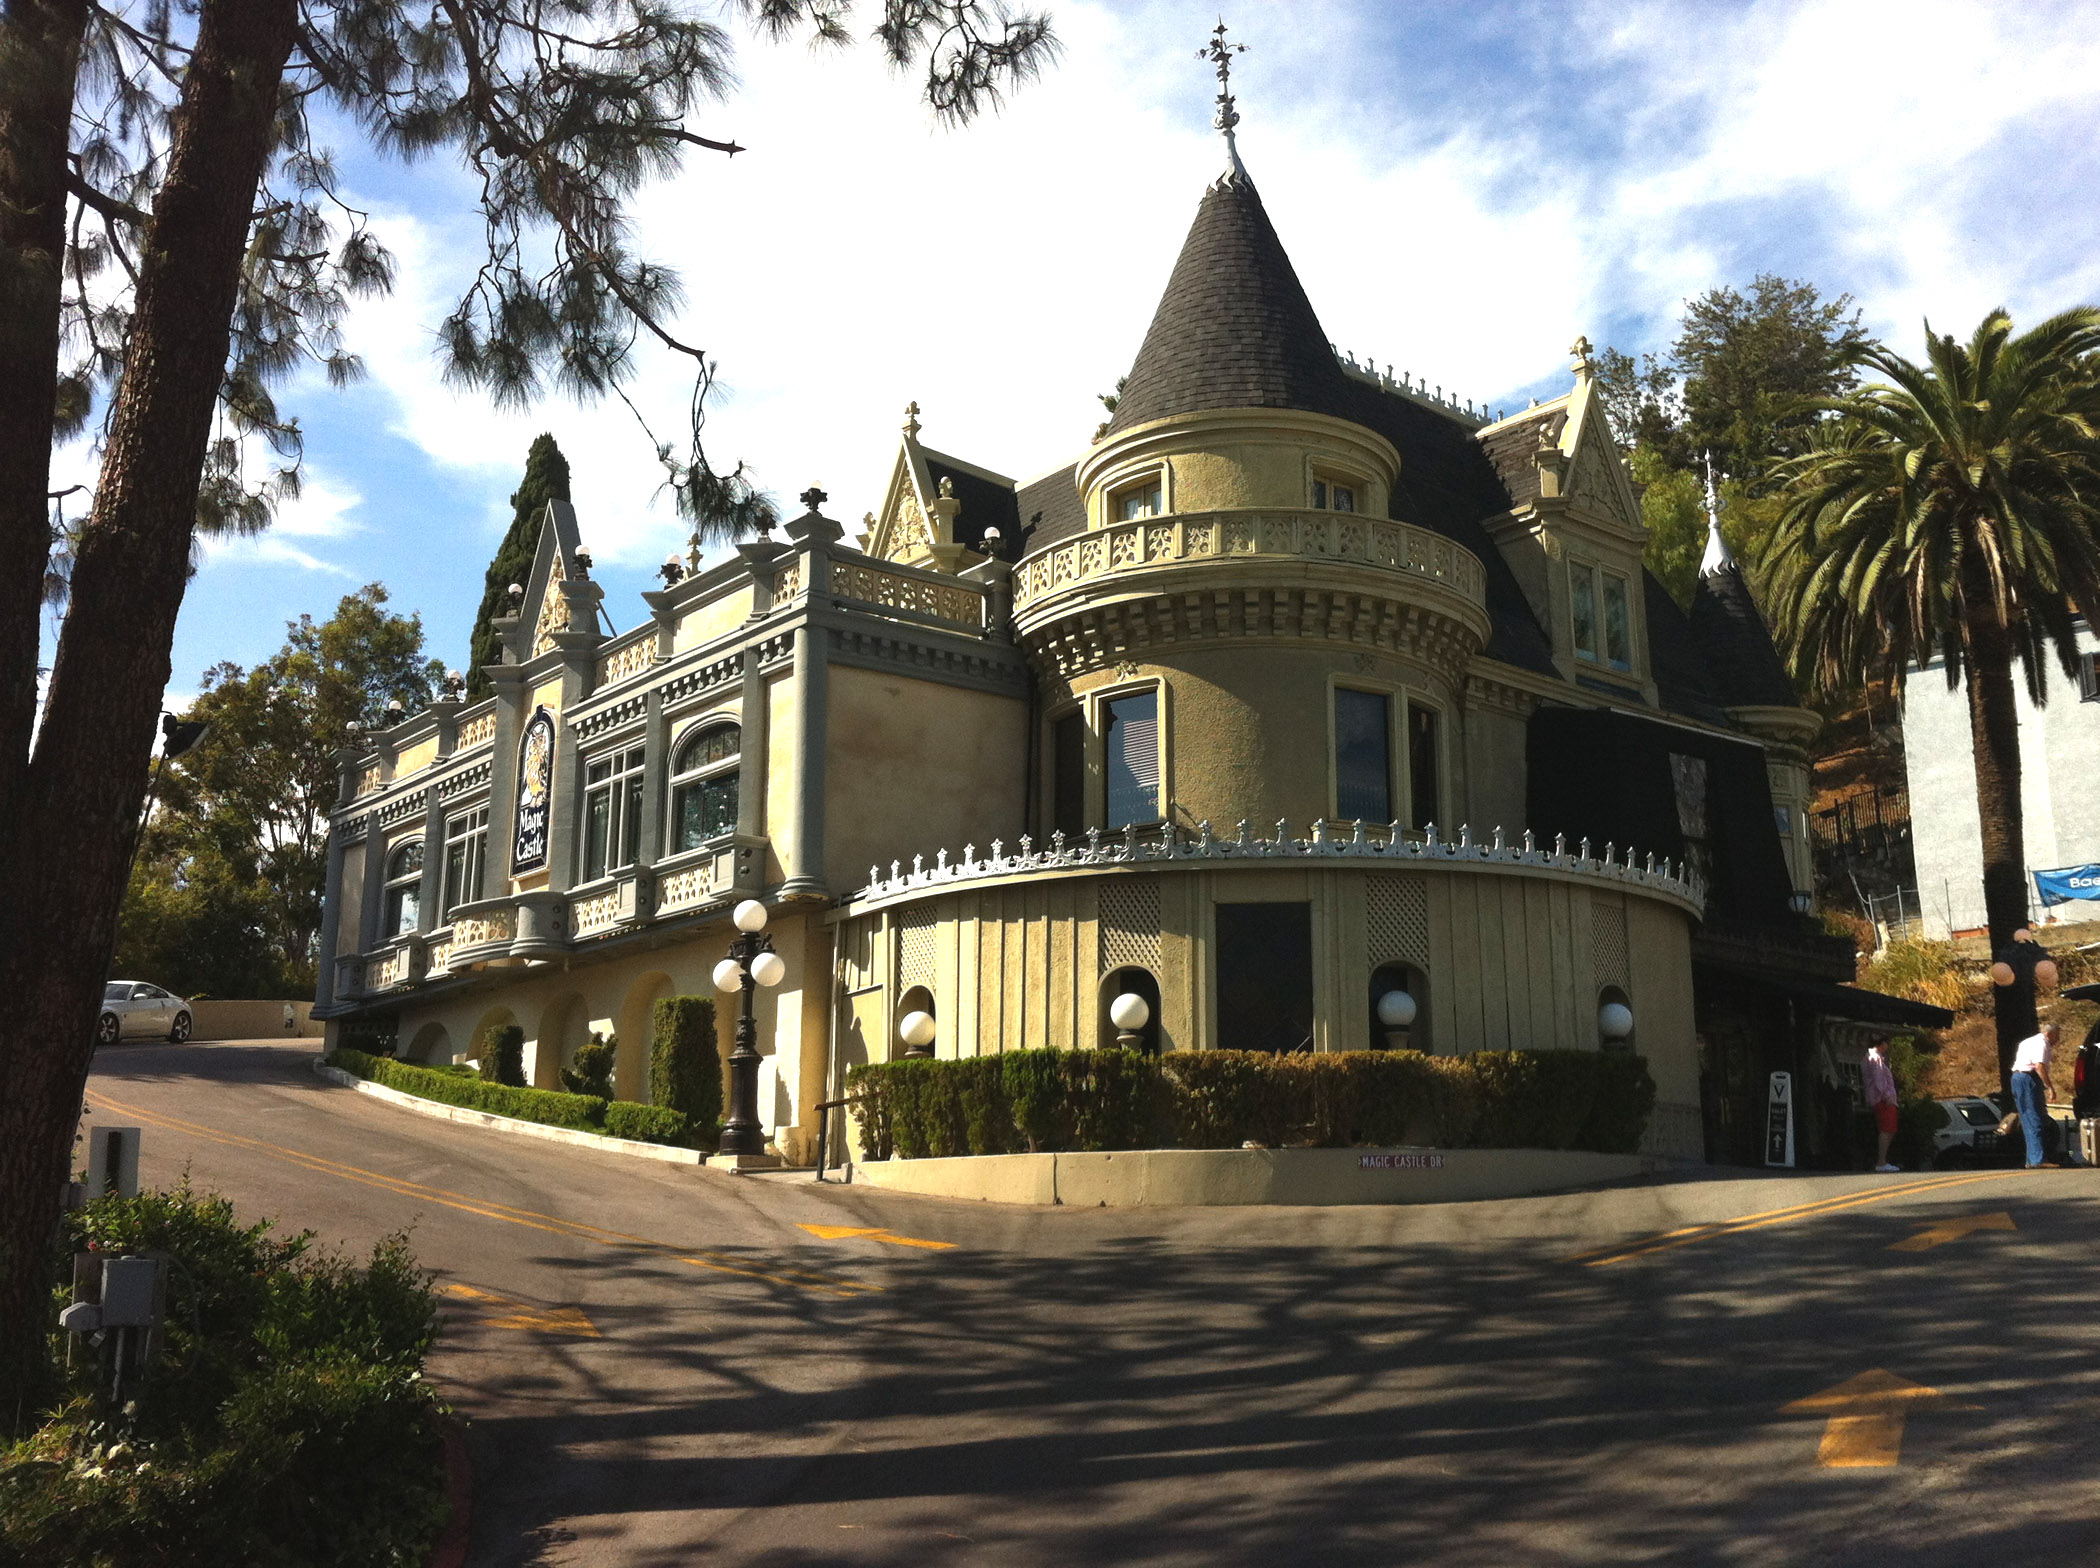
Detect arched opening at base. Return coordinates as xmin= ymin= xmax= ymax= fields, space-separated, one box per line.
xmin=405 ymin=1020 xmax=454 ymax=1065
xmin=1369 ymin=962 xmax=1429 ymax=1053
xmin=1098 ymin=967 xmax=1161 ymax=1053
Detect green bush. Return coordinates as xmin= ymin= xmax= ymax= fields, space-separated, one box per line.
xmin=650 ymin=995 xmax=721 ymax=1134
xmin=559 ymin=1031 xmax=616 ymax=1099
xmin=603 ymin=1101 xmax=691 ymax=1145
xmin=848 ymin=1047 xmax=1654 ymax=1160
xmin=328 ymin=1046 xmax=605 ymax=1131
xmin=476 ymin=1023 xmax=525 ymax=1087
xmin=1 ymin=1186 xmax=446 ymax=1568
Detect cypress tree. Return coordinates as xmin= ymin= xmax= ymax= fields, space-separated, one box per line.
xmin=466 ymin=434 xmax=571 ymax=697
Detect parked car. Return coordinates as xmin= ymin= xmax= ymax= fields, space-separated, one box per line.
xmin=1927 ymin=1096 xmax=2012 ymax=1168
xmin=97 ymin=981 xmax=193 ymax=1045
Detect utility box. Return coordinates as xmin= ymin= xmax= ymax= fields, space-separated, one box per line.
xmin=86 ymin=1126 xmax=140 ymax=1200
xmin=99 ymin=1256 xmax=163 ymax=1329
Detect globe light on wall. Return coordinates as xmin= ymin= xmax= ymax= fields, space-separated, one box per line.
xmin=2036 ymin=959 xmax=2060 ymax=992
xmin=1376 ymin=988 xmax=1416 ymax=1050
xmin=1110 ymin=991 xmax=1150 ymax=1049
xmin=899 ymin=1010 xmax=937 ymax=1056
xmin=733 ymin=899 xmax=769 ymax=934
xmin=1599 ymin=1001 xmax=1635 ymax=1045
xmin=750 ymin=950 xmax=786 ymax=988
xmin=712 ymin=958 xmax=745 ymax=993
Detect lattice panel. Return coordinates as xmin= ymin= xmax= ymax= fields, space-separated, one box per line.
xmin=1098 ymin=875 xmax=1161 ymax=975
xmin=896 ymin=905 xmax=941 ymax=988
xmin=1367 ymin=874 xmax=1429 ymax=967
xmin=1591 ymin=898 xmax=1629 ymax=990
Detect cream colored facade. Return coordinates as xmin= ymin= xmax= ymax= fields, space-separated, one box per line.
xmin=318 ymin=156 xmax=1840 ymax=1169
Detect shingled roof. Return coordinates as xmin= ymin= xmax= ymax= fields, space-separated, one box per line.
xmin=1106 ymin=176 xmax=1359 ymax=434
xmin=1689 ymin=564 xmax=1798 ymax=708
xmin=920 ymin=450 xmax=1023 ymax=562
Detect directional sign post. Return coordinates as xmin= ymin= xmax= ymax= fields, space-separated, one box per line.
xmin=1764 ymin=1071 xmax=1795 ymax=1168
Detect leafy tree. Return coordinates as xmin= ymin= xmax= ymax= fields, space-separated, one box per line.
xmin=110 ymin=843 xmax=290 ymax=998
xmin=1762 ymin=307 xmax=2100 ymax=1089
xmin=466 ymin=434 xmax=569 ymax=699
xmin=138 ymin=585 xmax=441 ymax=992
xmin=0 ymin=0 xmax=1054 ymax=1425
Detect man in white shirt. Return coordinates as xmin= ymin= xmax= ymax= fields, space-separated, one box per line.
xmin=2010 ymin=1023 xmax=2058 ymax=1169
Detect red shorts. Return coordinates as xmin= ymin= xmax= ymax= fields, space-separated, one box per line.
xmin=1873 ymin=1102 xmax=1899 ymax=1135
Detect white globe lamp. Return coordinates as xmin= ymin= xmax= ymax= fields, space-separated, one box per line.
xmin=899 ymin=1010 xmax=937 ymax=1056
xmin=749 ymin=950 xmax=786 ymax=988
xmin=712 ymin=957 xmax=744 ymax=993
xmin=1376 ymin=988 xmax=1416 ymax=1049
xmin=1109 ymin=992 xmax=1151 ymax=1048
xmin=733 ymin=899 xmax=769 ymax=933
xmin=1599 ymin=1001 xmax=1634 ymax=1044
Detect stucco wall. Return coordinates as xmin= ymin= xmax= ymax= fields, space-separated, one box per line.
xmin=1902 ymin=625 xmax=2100 ymax=936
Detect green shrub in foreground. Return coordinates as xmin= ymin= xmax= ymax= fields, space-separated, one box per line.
xmin=848 ymin=1047 xmax=1655 ymax=1160
xmin=0 ymin=1186 xmax=446 ymax=1568
xmin=602 ymin=1101 xmax=692 ymax=1145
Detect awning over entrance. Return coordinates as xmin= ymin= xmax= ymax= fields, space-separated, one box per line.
xmin=1701 ymin=961 xmax=1954 ymax=1030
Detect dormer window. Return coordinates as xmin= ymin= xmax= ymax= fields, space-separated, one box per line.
xmin=1115 ymin=479 xmax=1163 ymax=520
xmin=1311 ymin=478 xmax=1356 ymax=512
xmin=1571 ymin=561 xmax=1634 ymax=674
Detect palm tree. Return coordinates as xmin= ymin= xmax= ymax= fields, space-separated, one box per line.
xmin=1762 ymin=307 xmax=2100 ymax=1089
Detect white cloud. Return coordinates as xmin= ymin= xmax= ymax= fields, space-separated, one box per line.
xmin=197 ymin=471 xmax=362 ymax=576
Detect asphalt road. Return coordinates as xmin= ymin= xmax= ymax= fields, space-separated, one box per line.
xmin=82 ymin=1040 xmax=2100 ymax=1566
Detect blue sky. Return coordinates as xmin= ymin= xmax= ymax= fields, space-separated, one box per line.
xmin=52 ymin=0 xmax=2100 ymax=709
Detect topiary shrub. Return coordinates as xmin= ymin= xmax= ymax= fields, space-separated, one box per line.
xmin=476 ymin=1023 xmax=525 ymax=1087
xmin=650 ymin=995 xmax=721 ymax=1141
xmin=603 ymin=1101 xmax=691 ymax=1145
xmin=559 ymin=1031 xmax=616 ymax=1100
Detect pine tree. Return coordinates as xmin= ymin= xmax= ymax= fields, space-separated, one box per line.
xmin=466 ymin=435 xmax=571 ymax=698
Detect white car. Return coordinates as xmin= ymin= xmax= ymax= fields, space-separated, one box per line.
xmin=97 ymin=981 xmax=193 ymax=1046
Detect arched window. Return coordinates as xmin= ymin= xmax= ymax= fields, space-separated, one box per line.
xmin=383 ymin=841 xmax=423 ymax=939
xmin=1369 ymin=961 xmax=1428 ymax=1052
xmin=671 ymin=723 xmax=740 ymax=853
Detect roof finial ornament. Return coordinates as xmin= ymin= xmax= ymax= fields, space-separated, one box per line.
xmin=1700 ymin=449 xmax=1739 ymax=576
xmin=1200 ymin=18 xmax=1250 ymax=186
xmin=902 ymin=400 xmax=922 ymax=439
xmin=1569 ymin=334 xmax=1595 ymax=383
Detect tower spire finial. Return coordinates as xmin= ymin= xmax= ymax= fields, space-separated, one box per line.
xmin=1700 ymin=449 xmax=1738 ymax=576
xmin=1199 ymin=18 xmax=1249 ymax=185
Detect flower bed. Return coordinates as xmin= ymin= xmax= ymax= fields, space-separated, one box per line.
xmin=847 ymin=1048 xmax=1655 ymax=1161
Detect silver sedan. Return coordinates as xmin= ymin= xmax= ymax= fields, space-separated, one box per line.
xmin=97 ymin=981 xmax=193 ymax=1045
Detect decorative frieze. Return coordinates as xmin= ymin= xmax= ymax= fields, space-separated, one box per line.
xmin=596 ymin=637 xmax=657 ymax=688
xmin=574 ymin=693 xmax=647 ymax=742
xmin=436 ymin=760 xmax=491 ymax=800
xmin=424 ymin=936 xmax=454 ymax=976
xmin=451 ymin=909 xmax=516 ymax=949
xmin=455 ymin=711 xmax=498 ymax=750
xmin=655 ymin=862 xmax=717 ymax=916
xmin=571 ymin=884 xmax=628 ymax=938
xmin=831 ymin=559 xmax=986 ymax=631
xmin=656 ymin=650 xmax=746 ymax=708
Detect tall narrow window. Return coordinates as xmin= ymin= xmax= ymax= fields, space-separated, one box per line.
xmin=383 ymin=842 xmax=423 ymax=938
xmin=1115 ymin=479 xmax=1163 ymax=520
xmin=1603 ymin=574 xmax=1632 ymax=672
xmin=1334 ymin=688 xmax=1391 ymax=823
xmin=583 ymin=745 xmax=646 ymax=881
xmin=1571 ymin=566 xmax=1598 ymax=662
xmin=670 ymin=724 xmax=740 ymax=852
xmin=1104 ymin=691 xmax=1160 ymax=827
xmin=1408 ymin=704 xmax=1440 ymax=831
xmin=1052 ymin=712 xmax=1086 ymax=839
xmin=442 ymin=806 xmax=488 ymax=917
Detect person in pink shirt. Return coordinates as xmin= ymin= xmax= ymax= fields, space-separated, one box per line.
xmin=1863 ymin=1041 xmax=1900 ymax=1173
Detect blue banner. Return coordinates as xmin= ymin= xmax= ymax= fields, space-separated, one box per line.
xmin=2035 ymin=864 xmax=2100 ymax=905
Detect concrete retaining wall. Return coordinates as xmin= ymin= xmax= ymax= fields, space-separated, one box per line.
xmin=850 ymin=1146 xmax=1660 ymax=1207
xmin=191 ymin=999 xmax=322 ymax=1040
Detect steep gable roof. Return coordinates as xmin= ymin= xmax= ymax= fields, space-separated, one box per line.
xmin=1107 ymin=176 xmax=1359 ymax=434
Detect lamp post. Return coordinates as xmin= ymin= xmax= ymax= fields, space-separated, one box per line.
xmin=712 ymin=899 xmax=785 ymax=1157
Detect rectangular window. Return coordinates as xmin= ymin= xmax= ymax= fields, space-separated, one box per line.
xmin=1603 ymin=573 xmax=1632 ymax=671
xmin=1052 ymin=712 xmax=1086 ymax=839
xmin=1311 ymin=479 xmax=1357 ymax=512
xmin=442 ymin=805 xmax=489 ymax=916
xmin=674 ymin=774 xmax=738 ymax=851
xmin=582 ymin=745 xmax=645 ymax=881
xmin=1104 ymin=691 xmax=1160 ymax=827
xmin=1116 ymin=479 xmax=1163 ymax=520
xmin=1334 ymin=688 xmax=1392 ymax=823
xmin=1571 ymin=566 xmax=1597 ymax=661
xmin=1214 ymin=902 xmax=1314 ymax=1053
xmin=1407 ymin=704 xmax=1440 ymax=832
xmin=2080 ymin=651 xmax=2099 ymax=702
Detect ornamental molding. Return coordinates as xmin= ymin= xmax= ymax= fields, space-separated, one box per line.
xmin=655 ymin=649 xmax=747 ymax=709
xmin=531 ymin=554 xmax=569 ymax=656
xmin=455 ymin=710 xmax=498 ymax=750
xmin=596 ymin=636 xmax=658 ymax=689
xmin=375 ymin=793 xmax=426 ymax=829
xmin=830 ymin=558 xmax=986 ymax=631
xmin=827 ymin=625 xmax=1029 ymax=693
xmin=849 ymin=818 xmax=1702 ymax=919
xmin=574 ymin=693 xmax=647 ymax=743
xmin=436 ymin=760 xmax=492 ymax=800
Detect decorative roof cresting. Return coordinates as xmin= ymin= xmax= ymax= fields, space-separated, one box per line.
xmin=1201 ymin=19 xmax=1250 ymax=187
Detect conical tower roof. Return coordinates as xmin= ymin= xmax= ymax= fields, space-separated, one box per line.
xmin=1105 ymin=174 xmax=1358 ymax=435
xmin=1688 ymin=562 xmax=1797 ymax=709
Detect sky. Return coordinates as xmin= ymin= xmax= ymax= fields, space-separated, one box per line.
xmin=62 ymin=0 xmax=2100 ymax=709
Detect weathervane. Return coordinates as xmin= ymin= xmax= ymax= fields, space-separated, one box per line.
xmin=1200 ymin=19 xmax=1249 ymax=182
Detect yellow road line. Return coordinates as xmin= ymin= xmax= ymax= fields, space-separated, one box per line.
xmin=1581 ymin=1169 xmax=2031 ymax=1267
xmin=440 ymin=1282 xmax=600 ymax=1337
xmin=1557 ymin=1172 xmax=1972 ymax=1263
xmin=86 ymin=1088 xmax=881 ymax=1299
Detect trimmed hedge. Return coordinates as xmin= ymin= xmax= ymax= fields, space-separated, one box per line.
xmin=846 ymin=1048 xmax=1655 ymax=1161
xmin=651 ymin=994 xmax=721 ymax=1135
xmin=328 ymin=1047 xmax=604 ymax=1131
xmin=603 ymin=1101 xmax=691 ymax=1144
xmin=476 ymin=1023 xmax=525 ymax=1087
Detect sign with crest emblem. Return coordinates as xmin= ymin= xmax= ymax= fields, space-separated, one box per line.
xmin=512 ymin=707 xmax=555 ymax=873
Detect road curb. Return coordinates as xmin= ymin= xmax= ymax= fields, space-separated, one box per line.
xmin=311 ymin=1058 xmax=708 ymax=1166
xmin=427 ymin=1415 xmax=472 ymax=1568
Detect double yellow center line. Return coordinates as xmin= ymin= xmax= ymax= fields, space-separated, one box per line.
xmin=1568 ymin=1168 xmax=2035 ymax=1267
xmin=85 ymin=1088 xmax=881 ymax=1299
